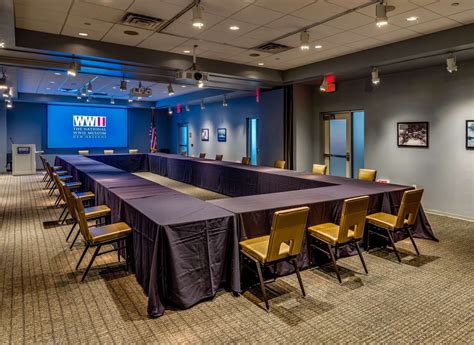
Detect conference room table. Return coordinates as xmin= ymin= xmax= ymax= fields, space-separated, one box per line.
xmin=56 ymin=153 xmax=436 ymax=317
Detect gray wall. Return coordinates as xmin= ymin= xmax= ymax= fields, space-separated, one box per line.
xmin=0 ymin=103 xmax=6 ymax=172
xmin=293 ymin=84 xmax=315 ymax=172
xmin=169 ymin=89 xmax=284 ymax=166
xmin=306 ymin=60 xmax=474 ymax=219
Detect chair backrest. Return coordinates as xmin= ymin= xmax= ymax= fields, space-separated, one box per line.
xmin=52 ymin=173 xmax=67 ymax=202
xmin=266 ymin=206 xmax=309 ymax=262
xmin=104 ymin=150 xmax=114 ymax=155
xmin=74 ymin=197 xmax=93 ymax=242
xmin=39 ymin=155 xmax=47 ymax=171
xmin=78 ymin=150 xmax=89 ymax=155
xmin=396 ymin=189 xmax=423 ymax=228
xmin=358 ymin=168 xmax=377 ymax=181
xmin=241 ymin=157 xmax=250 ymax=165
xmin=312 ymin=164 xmax=327 ymax=175
xmin=61 ymin=181 xmax=80 ymax=220
xmin=129 ymin=149 xmax=138 ymax=154
xmin=274 ymin=160 xmax=286 ymax=169
xmin=215 ymin=154 xmax=223 ymax=161
xmin=199 ymin=153 xmax=206 ymax=159
xmin=338 ymin=196 xmax=370 ymax=242
xmin=44 ymin=160 xmax=54 ymax=178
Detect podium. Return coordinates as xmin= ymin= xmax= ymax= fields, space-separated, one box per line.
xmin=12 ymin=144 xmax=37 ymax=176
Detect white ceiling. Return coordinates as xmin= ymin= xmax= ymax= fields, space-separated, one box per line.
xmin=14 ymin=0 xmax=474 ymax=70
xmin=15 ymin=67 xmax=199 ymax=101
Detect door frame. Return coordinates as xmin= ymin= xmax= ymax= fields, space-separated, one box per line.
xmin=323 ymin=112 xmax=352 ymax=178
xmin=246 ymin=117 xmax=259 ymax=165
xmin=177 ymin=122 xmax=189 ymax=155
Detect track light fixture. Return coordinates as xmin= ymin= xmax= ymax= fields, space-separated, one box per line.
xmin=0 ymin=71 xmax=7 ymax=90
xmin=192 ymin=2 xmax=204 ymax=29
xmin=110 ymin=97 xmax=115 ymax=105
xmin=6 ymin=100 xmax=12 ymax=109
xmin=168 ymin=107 xmax=173 ymax=115
xmin=81 ymin=86 xmax=87 ymax=97
xmin=446 ymin=54 xmax=457 ymax=73
xmin=120 ymin=78 xmax=127 ymax=92
xmin=67 ymin=61 xmax=79 ymax=77
xmin=197 ymin=80 xmax=204 ymax=88
xmin=87 ymin=81 xmax=93 ymax=93
xmin=185 ymin=104 xmax=190 ymax=112
xmin=300 ymin=30 xmax=310 ymax=51
xmin=128 ymin=97 xmax=133 ymax=103
xmin=223 ymin=95 xmax=228 ymax=107
xmin=86 ymin=96 xmax=91 ymax=103
xmin=372 ymin=67 xmax=380 ymax=85
xmin=376 ymin=2 xmax=394 ymax=27
xmin=76 ymin=91 xmax=82 ymax=99
xmin=319 ymin=77 xmax=328 ymax=92
xmin=2 ymin=88 xmax=9 ymax=98
xmin=168 ymin=83 xmax=175 ymax=96
xmin=200 ymin=99 xmax=205 ymax=110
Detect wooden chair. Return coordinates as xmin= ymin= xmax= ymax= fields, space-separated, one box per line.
xmin=312 ymin=164 xmax=327 ymax=175
xmin=239 ymin=206 xmax=309 ymax=310
xmin=199 ymin=153 xmax=206 ymax=159
xmin=241 ymin=157 xmax=250 ymax=165
xmin=52 ymin=173 xmax=83 ymax=221
xmin=103 ymin=150 xmax=114 ymax=155
xmin=215 ymin=154 xmax=223 ymax=161
xmin=128 ymin=149 xmax=138 ymax=154
xmin=358 ymin=168 xmax=377 ymax=181
xmin=74 ymin=197 xmax=132 ymax=282
xmin=41 ymin=156 xmax=67 ymax=188
xmin=45 ymin=161 xmax=73 ymax=197
xmin=78 ymin=150 xmax=89 ymax=155
xmin=308 ymin=196 xmax=370 ymax=283
xmin=40 ymin=156 xmax=63 ymax=183
xmin=366 ymin=189 xmax=423 ymax=262
xmin=274 ymin=160 xmax=286 ymax=169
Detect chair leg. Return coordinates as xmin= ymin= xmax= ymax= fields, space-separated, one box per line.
xmin=60 ymin=210 xmax=69 ymax=224
xmin=354 ymin=242 xmax=368 ymax=274
xmin=255 ymin=260 xmax=269 ymax=311
xmin=386 ymin=230 xmax=401 ymax=263
xmin=57 ymin=206 xmax=67 ymax=222
xmin=291 ymin=259 xmax=306 ymax=297
xmin=66 ymin=222 xmax=77 ymax=242
xmin=327 ymin=243 xmax=342 ymax=283
xmin=70 ymin=227 xmax=81 ymax=249
xmin=76 ymin=243 xmax=90 ymax=270
xmin=81 ymin=245 xmax=101 ymax=282
xmin=54 ymin=195 xmax=62 ymax=207
xmin=406 ymin=228 xmax=420 ymax=256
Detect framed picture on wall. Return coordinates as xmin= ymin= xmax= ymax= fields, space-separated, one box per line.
xmin=201 ymin=128 xmax=209 ymax=141
xmin=217 ymin=128 xmax=227 ymax=142
xmin=467 ymin=120 xmax=474 ymax=149
xmin=397 ymin=122 xmax=429 ymax=148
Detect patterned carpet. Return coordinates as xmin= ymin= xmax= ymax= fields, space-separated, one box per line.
xmin=0 ymin=172 xmax=473 ymax=343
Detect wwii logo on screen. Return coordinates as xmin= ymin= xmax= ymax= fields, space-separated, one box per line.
xmin=72 ymin=115 xmax=107 ymax=140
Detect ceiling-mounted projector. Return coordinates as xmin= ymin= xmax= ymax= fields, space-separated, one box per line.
xmin=176 ymin=70 xmax=209 ymax=82
xmin=130 ymin=82 xmax=152 ymax=97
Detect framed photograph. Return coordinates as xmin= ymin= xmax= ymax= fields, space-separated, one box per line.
xmin=397 ymin=122 xmax=429 ymax=148
xmin=217 ymin=128 xmax=227 ymax=142
xmin=467 ymin=120 xmax=474 ymax=149
xmin=201 ymin=128 xmax=209 ymax=142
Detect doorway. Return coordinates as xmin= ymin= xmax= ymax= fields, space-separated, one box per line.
xmin=178 ymin=123 xmax=188 ymax=156
xmin=323 ymin=111 xmax=364 ymax=178
xmin=246 ymin=118 xmax=258 ymax=165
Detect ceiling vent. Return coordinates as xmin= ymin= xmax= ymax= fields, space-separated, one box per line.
xmin=122 ymin=13 xmax=163 ymax=30
xmin=254 ymin=42 xmax=292 ymax=54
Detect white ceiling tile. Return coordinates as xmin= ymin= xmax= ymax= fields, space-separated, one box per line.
xmin=307 ymin=24 xmax=342 ymax=40
xmin=255 ymin=0 xmax=316 ymax=13
xmin=15 ymin=17 xmax=63 ymax=34
xmin=211 ymin=19 xmax=259 ymax=35
xmin=448 ymin=9 xmax=474 ymax=24
xmin=137 ymin=32 xmax=187 ymax=51
xmin=352 ymin=22 xmax=401 ymax=37
xmin=102 ymin=24 xmax=154 ymax=46
xmin=408 ymin=17 xmax=461 ymax=34
xmin=14 ymin=0 xmax=72 ymax=12
xmin=196 ymin=27 xmax=251 ymax=44
xmin=63 ymin=14 xmax=114 ymax=34
xmin=201 ymin=0 xmax=251 ymax=17
xmin=322 ymin=31 xmax=366 ymax=45
xmin=161 ymin=21 xmax=200 ymax=39
xmin=375 ymin=28 xmax=420 ymax=42
xmin=230 ymin=5 xmax=284 ymax=26
xmin=61 ymin=25 xmax=110 ymax=41
xmin=173 ymin=10 xmax=225 ymax=30
xmin=275 ymin=33 xmax=300 ymax=48
xmin=357 ymin=1 xmax=419 ymax=18
xmin=231 ymin=35 xmax=263 ymax=48
xmin=244 ymin=26 xmax=284 ymax=41
xmin=128 ymin=0 xmax=183 ymax=20
xmin=70 ymin=1 xmax=125 ymax=22
xmin=83 ymin=0 xmax=134 ymax=10
xmin=325 ymin=12 xmax=375 ymax=30
xmin=408 ymin=0 xmax=438 ymax=5
xmin=292 ymin=1 xmax=345 ymax=21
xmin=199 ymin=50 xmax=235 ymax=60
xmin=14 ymin=3 xmax=67 ymax=25
xmin=425 ymin=0 xmax=474 ymax=16
xmin=228 ymin=49 xmax=272 ymax=62
xmin=326 ymin=0 xmax=371 ymax=9
xmin=345 ymin=37 xmax=384 ymax=49
xmin=265 ymin=15 xmax=311 ymax=32
xmin=386 ymin=8 xmax=442 ymax=28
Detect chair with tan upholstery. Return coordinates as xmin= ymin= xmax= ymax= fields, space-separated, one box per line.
xmin=366 ymin=189 xmax=423 ymax=262
xmin=239 ymin=206 xmax=309 ymax=310
xmin=103 ymin=150 xmax=114 ymax=155
xmin=199 ymin=153 xmax=206 ymax=159
xmin=312 ymin=164 xmax=327 ymax=175
xmin=215 ymin=154 xmax=223 ymax=161
xmin=241 ymin=157 xmax=250 ymax=165
xmin=46 ymin=162 xmax=74 ymax=197
xmin=74 ymin=197 xmax=132 ymax=282
xmin=128 ymin=149 xmax=138 ymax=154
xmin=40 ymin=156 xmax=63 ymax=184
xmin=308 ymin=196 xmax=370 ymax=283
xmin=78 ymin=150 xmax=89 ymax=155
xmin=274 ymin=160 xmax=286 ymax=169
xmin=52 ymin=172 xmax=84 ymax=221
xmin=358 ymin=168 xmax=377 ymax=181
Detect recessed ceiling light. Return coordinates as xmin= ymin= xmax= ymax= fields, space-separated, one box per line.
xmin=406 ymin=16 xmax=418 ymax=22
xmin=258 ymin=62 xmax=264 ymax=66
xmin=181 ymin=85 xmax=187 ymax=88
xmin=112 ymin=86 xmax=116 ymax=89
xmin=229 ymin=25 xmax=240 ymax=31
xmin=78 ymin=32 xmax=88 ymax=37
xmin=54 ymin=72 xmax=61 ymax=76
xmin=451 ymin=2 xmax=459 ymax=6
xmin=0 ymin=41 xmax=5 ymax=48
xmin=183 ymin=50 xmax=191 ymax=53
xmin=46 ymin=87 xmax=51 ymax=90
xmin=49 ymin=81 xmax=55 ymax=84
xmin=315 ymin=45 xmax=323 ymax=49
xmin=124 ymin=30 xmax=139 ymax=36
xmin=249 ymin=53 xmax=260 ymax=57
xmin=84 ymin=22 xmax=91 ymax=26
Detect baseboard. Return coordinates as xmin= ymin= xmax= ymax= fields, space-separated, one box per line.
xmin=425 ymin=209 xmax=474 ymax=223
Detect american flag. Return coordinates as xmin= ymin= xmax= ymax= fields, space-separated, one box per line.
xmin=149 ymin=108 xmax=157 ymax=152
